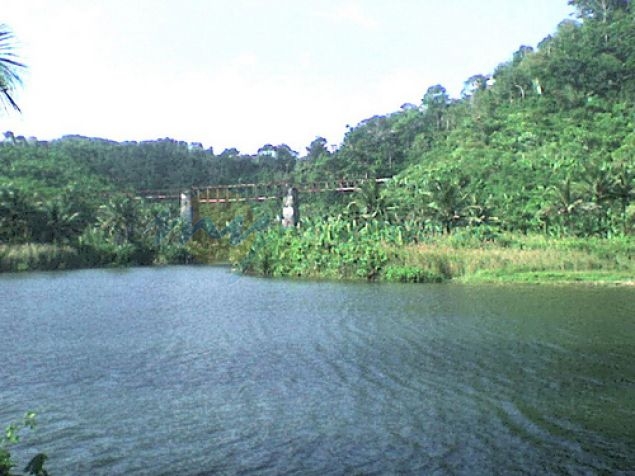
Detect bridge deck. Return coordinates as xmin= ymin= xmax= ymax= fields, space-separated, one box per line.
xmin=140 ymin=178 xmax=390 ymax=203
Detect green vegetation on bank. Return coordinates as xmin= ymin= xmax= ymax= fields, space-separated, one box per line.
xmin=1 ymin=1 xmax=634 ymax=282
xmin=0 ymin=185 xmax=193 ymax=272
xmin=238 ymin=217 xmax=634 ymax=284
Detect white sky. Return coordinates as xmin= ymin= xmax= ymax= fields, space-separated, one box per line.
xmin=3 ymin=0 xmax=574 ymax=154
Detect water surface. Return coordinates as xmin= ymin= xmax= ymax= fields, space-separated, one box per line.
xmin=1 ymin=267 xmax=634 ymax=474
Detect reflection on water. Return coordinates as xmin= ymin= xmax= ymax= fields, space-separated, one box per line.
xmin=1 ymin=267 xmax=634 ymax=474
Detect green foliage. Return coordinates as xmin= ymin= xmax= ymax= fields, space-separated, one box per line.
xmin=383 ymin=265 xmax=444 ymax=283
xmin=394 ymin=232 xmax=634 ymax=284
xmin=1 ymin=413 xmax=48 ymax=476
xmin=0 ymin=25 xmax=25 ymax=113
xmin=187 ymin=198 xmax=272 ymax=264
xmin=0 ymin=243 xmax=81 ymax=272
xmin=383 ymin=95 xmax=635 ymax=238
xmin=0 ymin=185 xmax=39 ymax=244
xmin=240 ymin=211 xmax=633 ymax=282
xmin=240 ymin=216 xmax=395 ymax=280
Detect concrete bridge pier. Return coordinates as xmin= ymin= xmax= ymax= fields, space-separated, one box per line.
xmin=282 ymin=187 xmax=299 ymax=227
xmin=180 ymin=191 xmax=193 ymax=237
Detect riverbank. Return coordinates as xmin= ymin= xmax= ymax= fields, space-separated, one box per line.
xmin=456 ymin=270 xmax=635 ymax=286
xmin=0 ymin=242 xmax=191 ymax=273
xmin=2 ymin=233 xmax=633 ymax=286
xmin=240 ymin=226 xmax=634 ymax=286
xmin=390 ymin=235 xmax=634 ymax=285
xmin=0 ymin=244 xmax=83 ymax=272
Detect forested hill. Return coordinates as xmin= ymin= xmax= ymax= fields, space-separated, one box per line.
xmin=1 ymin=0 xmax=634 ymax=239
xmin=352 ymin=0 xmax=635 ymax=237
xmin=0 ymin=134 xmax=300 ymax=193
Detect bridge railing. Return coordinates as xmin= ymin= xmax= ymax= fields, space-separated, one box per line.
xmin=138 ymin=177 xmax=391 ymax=203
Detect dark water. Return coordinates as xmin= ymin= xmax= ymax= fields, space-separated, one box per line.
xmin=1 ymin=267 xmax=634 ymax=475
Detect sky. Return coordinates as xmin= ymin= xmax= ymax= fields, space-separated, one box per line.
xmin=3 ymin=0 xmax=574 ymax=155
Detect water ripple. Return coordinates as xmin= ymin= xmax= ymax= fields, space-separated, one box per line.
xmin=1 ymin=269 xmax=634 ymax=474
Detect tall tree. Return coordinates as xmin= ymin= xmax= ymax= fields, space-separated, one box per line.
xmin=305 ymin=137 xmax=330 ymax=161
xmin=422 ymin=84 xmax=450 ymax=131
xmin=0 ymin=25 xmax=25 ymax=112
xmin=569 ymin=0 xmax=631 ymax=22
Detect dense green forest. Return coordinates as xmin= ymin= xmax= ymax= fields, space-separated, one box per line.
xmin=0 ymin=1 xmax=634 ymax=281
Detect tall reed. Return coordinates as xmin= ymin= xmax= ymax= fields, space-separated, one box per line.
xmin=0 ymin=244 xmax=81 ymax=272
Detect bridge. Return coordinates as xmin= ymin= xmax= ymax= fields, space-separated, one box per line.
xmin=140 ymin=176 xmax=391 ymax=230
xmin=139 ymin=177 xmax=390 ymax=204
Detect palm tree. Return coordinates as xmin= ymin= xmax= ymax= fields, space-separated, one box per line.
xmin=39 ymin=198 xmax=83 ymax=244
xmin=427 ymin=177 xmax=470 ymax=234
xmin=0 ymin=24 xmax=26 ymax=112
xmin=347 ymin=179 xmax=387 ymax=221
xmin=547 ymin=177 xmax=584 ymax=235
xmin=98 ymin=196 xmax=140 ymax=245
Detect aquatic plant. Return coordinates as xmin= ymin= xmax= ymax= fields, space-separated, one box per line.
xmin=0 ymin=412 xmax=48 ymax=476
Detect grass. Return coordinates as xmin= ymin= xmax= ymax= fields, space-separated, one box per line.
xmin=0 ymin=243 xmax=82 ymax=272
xmin=459 ymin=270 xmax=635 ymax=285
xmin=386 ymin=233 xmax=634 ymax=285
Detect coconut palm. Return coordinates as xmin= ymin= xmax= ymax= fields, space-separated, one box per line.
xmin=97 ymin=196 xmax=141 ymax=245
xmin=546 ymin=177 xmax=584 ymax=235
xmin=426 ymin=177 xmax=470 ymax=234
xmin=0 ymin=24 xmax=26 ymax=112
xmin=39 ymin=198 xmax=83 ymax=244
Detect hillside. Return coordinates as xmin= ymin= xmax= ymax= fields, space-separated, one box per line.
xmin=317 ymin=1 xmax=635 ymax=238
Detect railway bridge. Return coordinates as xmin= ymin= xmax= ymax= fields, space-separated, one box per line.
xmin=140 ymin=177 xmax=391 ymax=229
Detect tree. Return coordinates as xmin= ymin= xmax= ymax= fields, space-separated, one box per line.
xmin=611 ymin=134 xmax=635 ymax=232
xmin=38 ymin=198 xmax=82 ymax=244
xmin=426 ymin=176 xmax=471 ymax=234
xmin=546 ymin=177 xmax=584 ymax=234
xmin=256 ymin=143 xmax=276 ymax=157
xmin=492 ymin=47 xmax=537 ymax=103
xmin=347 ymin=179 xmax=387 ymax=220
xmin=461 ymin=74 xmax=489 ymax=99
xmin=97 ymin=196 xmax=141 ymax=245
xmin=273 ymin=144 xmax=298 ymax=175
xmin=335 ymin=115 xmax=403 ymax=177
xmin=512 ymin=45 xmax=534 ymax=65
xmin=0 ymin=185 xmax=39 ymax=243
xmin=569 ymin=0 xmax=631 ymax=22
xmin=0 ymin=25 xmax=25 ymax=112
xmin=305 ymin=137 xmax=330 ymax=161
xmin=421 ymin=84 xmax=450 ymax=131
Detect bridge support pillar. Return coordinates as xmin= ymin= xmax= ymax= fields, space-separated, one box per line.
xmin=180 ymin=191 xmax=193 ymax=238
xmin=282 ymin=187 xmax=299 ymax=227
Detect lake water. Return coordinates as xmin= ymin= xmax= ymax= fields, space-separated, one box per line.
xmin=1 ymin=266 xmax=634 ymax=475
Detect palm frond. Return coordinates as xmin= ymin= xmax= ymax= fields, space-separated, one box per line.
xmin=0 ymin=24 xmax=26 ymax=112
